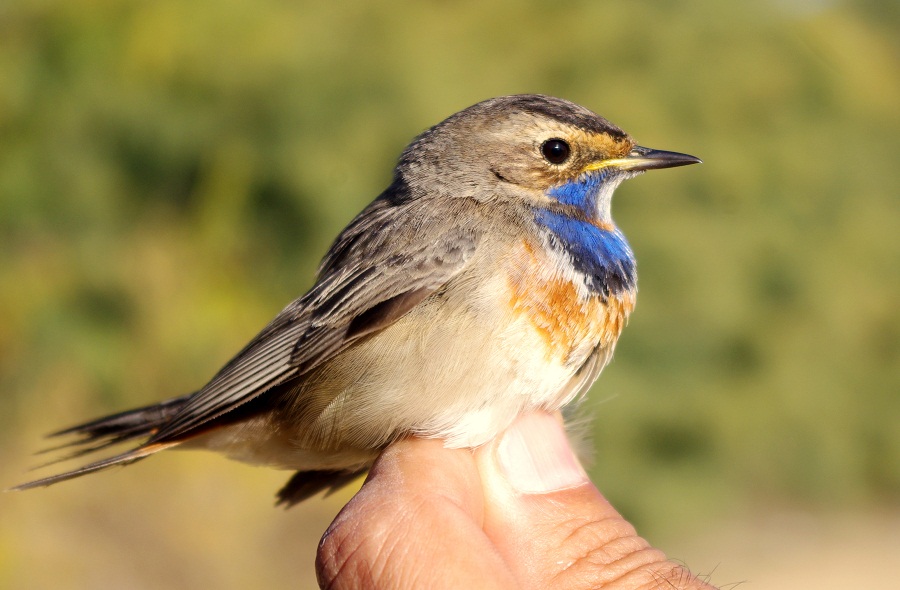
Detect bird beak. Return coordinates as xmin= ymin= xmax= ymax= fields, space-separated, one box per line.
xmin=584 ymin=146 xmax=702 ymax=173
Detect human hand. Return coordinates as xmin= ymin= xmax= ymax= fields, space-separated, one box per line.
xmin=316 ymin=412 xmax=716 ymax=589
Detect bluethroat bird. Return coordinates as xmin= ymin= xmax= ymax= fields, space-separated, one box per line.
xmin=13 ymin=95 xmax=700 ymax=505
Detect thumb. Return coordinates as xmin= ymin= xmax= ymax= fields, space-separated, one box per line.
xmin=474 ymin=411 xmax=715 ymax=590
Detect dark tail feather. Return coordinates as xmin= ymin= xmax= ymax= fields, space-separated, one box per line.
xmin=275 ymin=469 xmax=367 ymax=508
xmin=47 ymin=393 xmax=194 ymax=444
xmin=8 ymin=442 xmax=176 ymax=491
xmin=8 ymin=394 xmax=193 ymax=491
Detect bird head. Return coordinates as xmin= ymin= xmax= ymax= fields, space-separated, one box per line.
xmin=396 ymin=94 xmax=700 ymax=224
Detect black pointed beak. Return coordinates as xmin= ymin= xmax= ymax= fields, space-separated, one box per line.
xmin=618 ymin=146 xmax=702 ymax=172
xmin=583 ymin=146 xmax=702 ymax=174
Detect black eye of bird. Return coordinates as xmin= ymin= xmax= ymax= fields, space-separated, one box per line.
xmin=541 ymin=139 xmax=571 ymax=165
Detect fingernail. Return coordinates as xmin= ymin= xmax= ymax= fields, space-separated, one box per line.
xmin=497 ymin=412 xmax=589 ymax=494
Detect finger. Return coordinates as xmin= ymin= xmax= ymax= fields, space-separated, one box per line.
xmin=474 ymin=411 xmax=716 ymax=590
xmin=316 ymin=437 xmax=517 ymax=589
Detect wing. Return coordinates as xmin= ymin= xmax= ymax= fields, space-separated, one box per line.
xmin=148 ymin=192 xmax=481 ymax=443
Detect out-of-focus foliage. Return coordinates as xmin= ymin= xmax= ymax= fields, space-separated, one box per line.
xmin=1 ymin=0 xmax=897 ymax=588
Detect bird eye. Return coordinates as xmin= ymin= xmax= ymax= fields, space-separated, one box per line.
xmin=541 ymin=139 xmax=571 ymax=165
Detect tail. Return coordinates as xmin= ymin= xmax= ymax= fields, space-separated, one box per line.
xmin=8 ymin=394 xmax=192 ymax=491
xmin=275 ymin=469 xmax=367 ymax=508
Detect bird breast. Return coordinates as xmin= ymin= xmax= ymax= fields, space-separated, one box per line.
xmin=505 ymin=238 xmax=635 ymax=368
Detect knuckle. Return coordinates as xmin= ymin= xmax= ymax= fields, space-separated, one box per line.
xmin=316 ymin=518 xmax=368 ymax=589
xmin=545 ymin=516 xmax=674 ymax=588
xmin=315 ymin=500 xmax=390 ymax=588
xmin=315 ymin=493 xmax=428 ymax=589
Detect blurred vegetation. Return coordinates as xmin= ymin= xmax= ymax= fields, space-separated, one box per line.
xmin=1 ymin=0 xmax=898 ymax=588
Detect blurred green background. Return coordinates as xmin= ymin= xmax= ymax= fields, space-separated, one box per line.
xmin=1 ymin=0 xmax=898 ymax=588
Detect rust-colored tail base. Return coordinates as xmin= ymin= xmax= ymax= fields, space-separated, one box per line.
xmin=8 ymin=394 xmax=192 ymax=491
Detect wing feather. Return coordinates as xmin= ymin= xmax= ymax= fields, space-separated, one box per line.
xmin=148 ymin=194 xmax=481 ymax=443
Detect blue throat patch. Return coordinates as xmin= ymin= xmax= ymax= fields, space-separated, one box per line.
xmin=534 ymin=173 xmax=636 ymax=298
xmin=546 ymin=170 xmax=606 ymax=210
